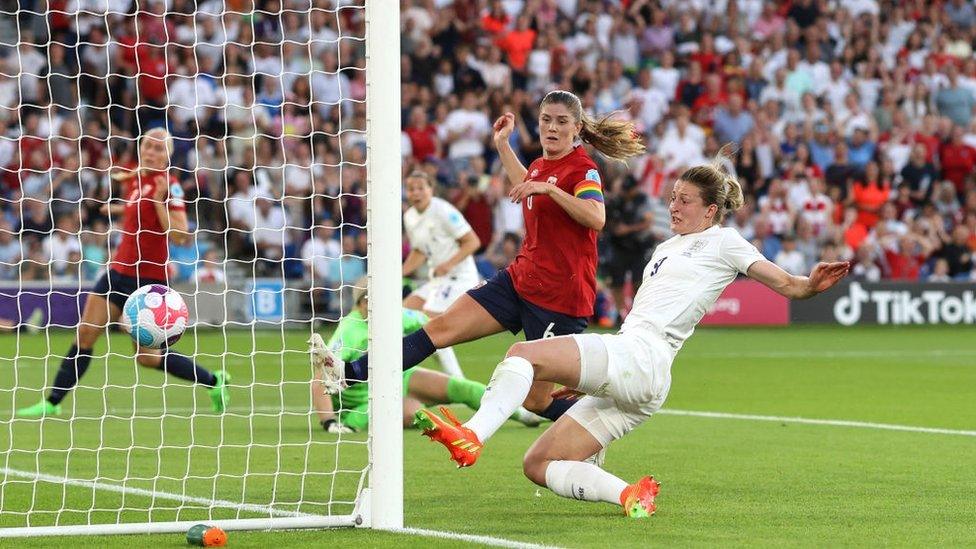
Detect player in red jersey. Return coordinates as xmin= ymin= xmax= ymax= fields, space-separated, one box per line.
xmin=313 ymin=90 xmax=644 ymax=422
xmin=16 ymin=128 xmax=229 ymax=418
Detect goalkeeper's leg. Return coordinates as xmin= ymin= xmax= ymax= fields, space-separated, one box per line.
xmin=407 ymin=368 xmax=542 ymax=427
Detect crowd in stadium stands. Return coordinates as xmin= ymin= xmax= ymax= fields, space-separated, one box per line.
xmin=1 ymin=0 xmax=975 ymax=322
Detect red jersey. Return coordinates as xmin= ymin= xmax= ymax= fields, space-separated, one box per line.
xmin=111 ymin=171 xmax=186 ymax=281
xmin=507 ymin=146 xmax=602 ymax=317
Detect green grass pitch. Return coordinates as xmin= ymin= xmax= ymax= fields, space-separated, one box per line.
xmin=1 ymin=325 xmax=974 ymax=547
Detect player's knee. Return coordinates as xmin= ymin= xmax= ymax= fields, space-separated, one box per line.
xmin=76 ymin=325 xmax=101 ymax=348
xmin=136 ymin=352 xmax=162 ymax=369
xmin=505 ymin=341 xmax=533 ymax=361
xmin=521 ymin=448 xmax=548 ymax=486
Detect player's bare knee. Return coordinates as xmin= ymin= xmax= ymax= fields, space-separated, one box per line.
xmin=521 ymin=448 xmax=548 ymax=486
xmin=505 ymin=341 xmax=539 ymax=365
xmin=136 ymin=353 xmax=162 ymax=369
xmin=76 ymin=325 xmax=101 ymax=349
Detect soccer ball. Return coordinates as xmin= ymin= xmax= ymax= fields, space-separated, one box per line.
xmin=121 ymin=284 xmax=189 ymax=349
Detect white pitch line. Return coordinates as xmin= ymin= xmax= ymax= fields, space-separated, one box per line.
xmin=394 ymin=527 xmax=564 ymax=549
xmin=684 ymin=349 xmax=976 ymax=359
xmin=21 ymin=405 xmax=976 ymax=439
xmin=658 ymin=409 xmax=976 ymax=437
xmin=0 ymin=467 xmax=317 ymax=518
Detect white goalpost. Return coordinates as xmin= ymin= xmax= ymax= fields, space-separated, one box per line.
xmin=0 ymin=0 xmax=401 ymax=538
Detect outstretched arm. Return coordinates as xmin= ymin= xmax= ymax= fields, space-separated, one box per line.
xmin=747 ymin=260 xmax=851 ymax=300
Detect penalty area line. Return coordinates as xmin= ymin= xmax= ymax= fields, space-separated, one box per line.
xmin=659 ymin=409 xmax=976 ymax=437
xmin=393 ymin=527 xmax=564 ymax=549
xmin=0 ymin=467 xmax=317 ymax=518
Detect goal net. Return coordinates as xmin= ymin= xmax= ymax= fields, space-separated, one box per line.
xmin=0 ymin=0 xmax=401 ymax=537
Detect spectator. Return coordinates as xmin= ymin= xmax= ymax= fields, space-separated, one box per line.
xmin=657 ymin=108 xmax=705 ymax=174
xmin=938 ymin=126 xmax=976 ymax=194
xmin=450 ymin=171 xmax=494 ymax=255
xmin=606 ymin=175 xmax=655 ymax=321
xmin=195 ymin=249 xmax=226 ymax=285
xmin=807 ymin=122 xmax=835 ymax=172
xmin=79 ymin=219 xmax=109 ymax=282
xmin=851 ymin=244 xmax=881 ymax=282
xmin=41 ymin=217 xmax=82 ymax=279
xmin=775 ymin=234 xmax=807 ymax=275
xmin=439 ymin=90 xmax=491 ymax=174
xmin=713 ymin=94 xmax=755 ymax=145
xmin=846 ymin=125 xmax=877 ymax=169
xmin=628 ymin=68 xmax=670 ymax=133
xmin=850 ymin=162 xmax=891 ymax=229
xmin=900 ymin=144 xmax=939 ymax=206
xmin=927 ymin=258 xmax=951 ymax=282
xmin=251 ymin=195 xmax=288 ymax=273
xmin=302 ymin=224 xmax=342 ymax=314
xmin=884 ymin=234 xmax=932 ymax=281
xmin=495 ymin=15 xmax=536 ymax=85
xmin=937 ymin=225 xmax=973 ymax=278
xmin=0 ymin=220 xmax=21 ymax=281
xmin=935 ymin=65 xmax=975 ymax=128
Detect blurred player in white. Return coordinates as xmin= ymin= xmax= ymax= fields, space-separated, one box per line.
xmin=401 ymin=171 xmax=482 ymax=378
xmin=416 ymin=148 xmax=850 ymax=518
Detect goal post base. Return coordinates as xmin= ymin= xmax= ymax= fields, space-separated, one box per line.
xmin=0 ymin=515 xmax=361 ymax=538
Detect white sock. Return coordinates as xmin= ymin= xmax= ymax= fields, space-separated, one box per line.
xmin=435 ymin=347 xmax=465 ymax=378
xmin=464 ymin=356 xmax=533 ymax=442
xmin=544 ymin=460 xmax=628 ymax=505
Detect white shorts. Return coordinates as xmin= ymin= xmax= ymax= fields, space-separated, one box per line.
xmin=411 ymin=277 xmax=480 ymax=314
xmin=566 ymin=332 xmax=673 ymax=447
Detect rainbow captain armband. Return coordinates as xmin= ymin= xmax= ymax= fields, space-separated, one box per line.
xmin=573 ymin=169 xmax=604 ymax=202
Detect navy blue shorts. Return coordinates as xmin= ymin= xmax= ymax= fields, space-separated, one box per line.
xmin=92 ymin=270 xmax=166 ymax=310
xmin=467 ymin=270 xmax=588 ymax=340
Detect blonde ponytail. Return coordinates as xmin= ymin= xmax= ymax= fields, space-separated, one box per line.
xmin=579 ymin=112 xmax=646 ymax=161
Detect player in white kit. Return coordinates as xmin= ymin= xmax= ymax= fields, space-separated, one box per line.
xmin=416 ymin=150 xmax=851 ymax=517
xmin=402 ymin=172 xmax=483 ymax=378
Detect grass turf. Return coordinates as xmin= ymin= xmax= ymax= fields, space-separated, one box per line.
xmin=1 ymin=325 xmax=974 ymax=547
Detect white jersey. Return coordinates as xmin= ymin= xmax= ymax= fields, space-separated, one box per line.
xmin=622 ymin=225 xmax=765 ymax=352
xmin=404 ymin=197 xmax=479 ymax=282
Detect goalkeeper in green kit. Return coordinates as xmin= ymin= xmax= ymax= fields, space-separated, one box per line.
xmin=310 ymin=280 xmax=543 ymax=433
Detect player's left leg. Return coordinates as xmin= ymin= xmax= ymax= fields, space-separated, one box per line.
xmin=523 ymin=410 xmax=659 ymax=517
xmin=133 ymin=344 xmax=229 ymax=413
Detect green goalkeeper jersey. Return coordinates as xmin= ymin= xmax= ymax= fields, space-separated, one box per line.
xmin=327 ymin=308 xmax=428 ymax=403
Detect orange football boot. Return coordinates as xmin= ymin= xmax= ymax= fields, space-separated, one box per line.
xmin=619 ymin=475 xmax=661 ymax=518
xmin=414 ymin=406 xmax=483 ymax=468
